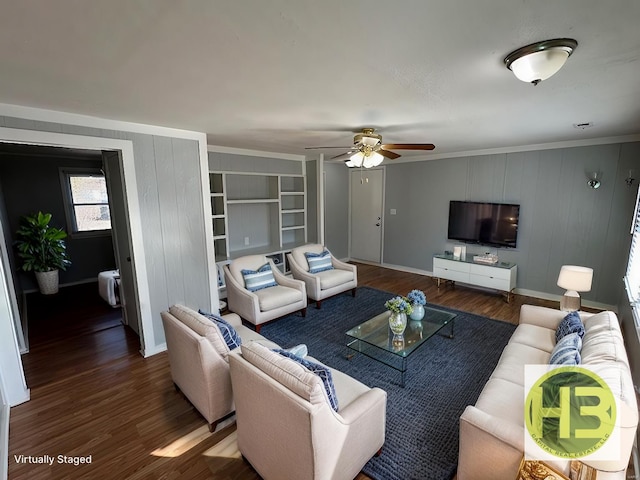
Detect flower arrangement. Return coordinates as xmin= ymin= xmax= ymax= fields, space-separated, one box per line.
xmin=407 ymin=289 xmax=426 ymax=306
xmin=384 ymin=296 xmax=413 ymax=315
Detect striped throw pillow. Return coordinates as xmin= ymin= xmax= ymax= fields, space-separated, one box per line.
xmin=549 ymin=332 xmax=582 ymax=365
xmin=241 ymin=263 xmax=277 ymax=292
xmin=555 ymin=311 xmax=585 ymax=343
xmin=305 ymin=250 xmax=334 ymax=273
xmin=274 ymin=349 xmax=339 ymax=411
xmin=199 ymin=310 xmax=242 ymax=350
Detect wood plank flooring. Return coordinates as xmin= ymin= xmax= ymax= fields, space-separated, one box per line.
xmin=8 ymin=265 xmax=572 ymax=479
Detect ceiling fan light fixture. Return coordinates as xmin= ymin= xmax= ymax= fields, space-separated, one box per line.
xmin=348 ymin=152 xmax=364 ymax=168
xmin=363 ymin=152 xmax=384 ymax=168
xmin=504 ymin=38 xmax=577 ymax=85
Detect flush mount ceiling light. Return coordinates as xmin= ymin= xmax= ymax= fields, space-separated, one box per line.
xmin=504 ymin=38 xmax=578 ymax=85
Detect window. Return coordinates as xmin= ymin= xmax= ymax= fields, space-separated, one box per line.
xmin=60 ymin=169 xmax=111 ymax=234
xmin=624 ymin=185 xmax=640 ymax=326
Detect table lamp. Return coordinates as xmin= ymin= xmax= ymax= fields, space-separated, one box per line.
xmin=557 ymin=265 xmax=593 ymax=311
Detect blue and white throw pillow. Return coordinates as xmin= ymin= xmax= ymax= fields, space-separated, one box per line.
xmin=305 ymin=249 xmax=334 ymax=274
xmin=555 ymin=311 xmax=585 ymax=343
xmin=549 ymin=332 xmax=582 ymax=365
xmin=241 ymin=263 xmax=277 ymax=292
xmin=199 ymin=310 xmax=242 ymax=350
xmin=273 ymin=349 xmax=339 ymax=411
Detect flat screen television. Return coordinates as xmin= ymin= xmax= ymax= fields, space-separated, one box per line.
xmin=447 ymin=201 xmax=520 ymax=248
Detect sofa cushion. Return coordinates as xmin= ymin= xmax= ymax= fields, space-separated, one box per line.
xmin=168 ymin=304 xmax=229 ymax=356
xmin=509 ymin=324 xmax=556 ymax=353
xmin=549 ymin=332 xmax=582 ymax=365
xmin=491 ymin=342 xmax=550 ymax=386
xmin=274 ymin=349 xmax=339 ymax=411
xmin=475 ymin=377 xmax=525 ymax=427
xmin=555 ymin=311 xmax=585 ymax=343
xmin=199 ymin=309 xmax=242 ymax=350
xmin=581 ymin=311 xmax=628 ymax=366
xmin=241 ymin=263 xmax=278 ymax=292
xmin=240 ymin=342 xmax=328 ymax=406
xmin=316 ymin=268 xmax=354 ymax=290
xmin=305 ymin=249 xmax=334 ymax=273
xmin=255 ymin=285 xmax=303 ymax=312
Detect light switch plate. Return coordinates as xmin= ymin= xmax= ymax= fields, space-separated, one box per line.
xmin=390 ymin=209 xmax=397 ymax=215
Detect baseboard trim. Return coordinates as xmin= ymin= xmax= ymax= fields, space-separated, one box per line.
xmin=141 ymin=342 xmax=167 ymax=358
xmin=23 ymin=277 xmax=98 ymax=294
xmin=353 ymin=260 xmax=617 ymax=311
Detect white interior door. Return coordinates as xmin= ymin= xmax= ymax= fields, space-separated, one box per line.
xmin=350 ymin=168 xmax=384 ymax=263
xmin=103 ymin=151 xmax=140 ymax=336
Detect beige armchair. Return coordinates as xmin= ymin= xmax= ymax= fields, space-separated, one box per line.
xmin=161 ymin=304 xmax=279 ymax=431
xmin=287 ymin=244 xmax=357 ymax=308
xmin=229 ymin=342 xmax=386 ymax=480
xmin=224 ymin=255 xmax=307 ymax=333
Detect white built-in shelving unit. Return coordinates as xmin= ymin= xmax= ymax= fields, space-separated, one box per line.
xmin=209 ymin=171 xmax=307 ymax=297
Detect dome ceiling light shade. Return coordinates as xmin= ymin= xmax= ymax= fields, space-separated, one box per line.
xmin=504 ymin=38 xmax=578 ymax=85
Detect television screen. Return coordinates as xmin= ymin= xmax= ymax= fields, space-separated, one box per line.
xmin=447 ymin=201 xmax=520 ymax=248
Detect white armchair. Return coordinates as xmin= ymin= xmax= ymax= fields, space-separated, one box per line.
xmin=229 ymin=341 xmax=386 ymax=480
xmin=287 ymin=244 xmax=357 ymax=308
xmin=224 ymin=255 xmax=307 ymax=333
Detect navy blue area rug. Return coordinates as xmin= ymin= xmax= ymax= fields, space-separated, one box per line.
xmin=260 ymin=286 xmax=516 ymax=480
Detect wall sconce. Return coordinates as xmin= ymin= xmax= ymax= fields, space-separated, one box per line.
xmin=585 ymin=171 xmax=602 ymax=189
xmin=626 ymin=170 xmax=635 ymax=187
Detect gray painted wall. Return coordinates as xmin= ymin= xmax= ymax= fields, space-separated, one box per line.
xmin=0 ymin=116 xmax=210 ymax=348
xmin=323 ymin=162 xmax=349 ymax=259
xmin=382 ymin=142 xmax=640 ymax=306
xmin=0 ymin=152 xmax=115 ymax=291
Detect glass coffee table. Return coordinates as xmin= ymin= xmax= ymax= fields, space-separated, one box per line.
xmin=345 ymin=306 xmax=456 ymax=387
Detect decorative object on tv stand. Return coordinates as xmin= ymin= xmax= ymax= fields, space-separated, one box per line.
xmin=15 ymin=211 xmax=71 ymax=295
xmin=453 ymin=244 xmax=466 ymax=260
xmin=557 ymin=265 xmax=593 ymax=311
xmin=504 ymin=38 xmax=578 ymax=85
xmin=384 ymin=296 xmax=412 ymax=339
xmin=407 ymin=289 xmax=426 ymax=321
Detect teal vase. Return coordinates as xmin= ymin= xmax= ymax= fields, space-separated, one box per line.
xmin=410 ymin=304 xmax=425 ymax=321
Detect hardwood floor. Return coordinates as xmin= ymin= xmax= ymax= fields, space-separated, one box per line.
xmin=8 ymin=265 xmax=570 ymax=479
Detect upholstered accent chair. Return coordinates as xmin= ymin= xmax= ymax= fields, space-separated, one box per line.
xmin=229 ymin=341 xmax=386 ymax=480
xmin=287 ymin=244 xmax=357 ymax=308
xmin=224 ymin=255 xmax=307 ymax=333
xmin=160 ymin=304 xmax=279 ymax=432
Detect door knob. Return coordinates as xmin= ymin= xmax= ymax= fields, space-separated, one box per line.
xmin=375 ymin=223 xmax=381 ymax=227
xmin=126 ymin=257 xmax=131 ymax=262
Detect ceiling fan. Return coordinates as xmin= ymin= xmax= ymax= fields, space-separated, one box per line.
xmin=306 ymin=128 xmax=435 ymax=168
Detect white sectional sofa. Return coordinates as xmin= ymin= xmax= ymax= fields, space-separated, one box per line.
xmin=458 ymin=305 xmax=638 ymax=480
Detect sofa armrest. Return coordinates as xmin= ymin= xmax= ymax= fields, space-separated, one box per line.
xmin=222 ymin=312 xmax=242 ymax=328
xmin=224 ymin=265 xmax=261 ymax=318
xmin=287 ymin=253 xmax=321 ymax=294
xmin=272 ymin=261 xmax=307 ymax=294
xmin=336 ymin=387 xmax=386 ymax=425
xmin=458 ymin=405 xmax=524 ymax=480
xmin=331 ymin=256 xmax=357 ymax=276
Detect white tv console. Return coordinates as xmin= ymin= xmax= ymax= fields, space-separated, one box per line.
xmin=432 ymin=254 xmax=517 ymax=303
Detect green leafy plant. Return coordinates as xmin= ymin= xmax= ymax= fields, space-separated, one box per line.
xmin=15 ymin=212 xmax=71 ymax=272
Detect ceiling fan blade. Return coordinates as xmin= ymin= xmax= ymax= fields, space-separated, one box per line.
xmin=330 ymin=152 xmax=354 ymax=161
xmin=381 ymin=143 xmax=435 ymax=150
xmin=305 ymin=146 xmax=352 ymax=150
xmin=378 ymin=149 xmax=401 ymax=160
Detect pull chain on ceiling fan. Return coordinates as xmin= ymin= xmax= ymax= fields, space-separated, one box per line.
xmin=305 ymin=128 xmax=435 ymax=168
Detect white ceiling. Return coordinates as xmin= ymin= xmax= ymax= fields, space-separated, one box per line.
xmin=1 ymin=1 xmax=639 ymax=160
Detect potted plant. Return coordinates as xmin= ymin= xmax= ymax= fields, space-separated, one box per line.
xmin=384 ymin=295 xmax=413 ymax=338
xmin=15 ymin=211 xmax=71 ymax=295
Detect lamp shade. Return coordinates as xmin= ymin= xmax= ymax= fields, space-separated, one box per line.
xmin=504 ymin=38 xmax=577 ymax=85
xmin=509 ymin=49 xmax=570 ymax=83
xmin=557 ymin=265 xmax=593 ymax=292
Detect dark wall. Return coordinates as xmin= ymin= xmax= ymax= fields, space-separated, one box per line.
xmin=0 ymin=150 xmax=116 ymax=290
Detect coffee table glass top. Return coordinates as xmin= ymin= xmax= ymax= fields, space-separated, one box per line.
xmin=345 ymin=306 xmax=457 ymax=358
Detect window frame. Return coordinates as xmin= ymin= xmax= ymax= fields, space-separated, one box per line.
xmin=59 ymin=167 xmax=112 ymax=238
xmin=624 ymin=184 xmax=640 ymax=329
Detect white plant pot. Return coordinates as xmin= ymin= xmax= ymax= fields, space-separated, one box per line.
xmin=35 ymin=269 xmax=59 ymax=295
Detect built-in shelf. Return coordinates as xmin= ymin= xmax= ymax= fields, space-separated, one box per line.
xmin=209 ymin=171 xmax=307 ymax=295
